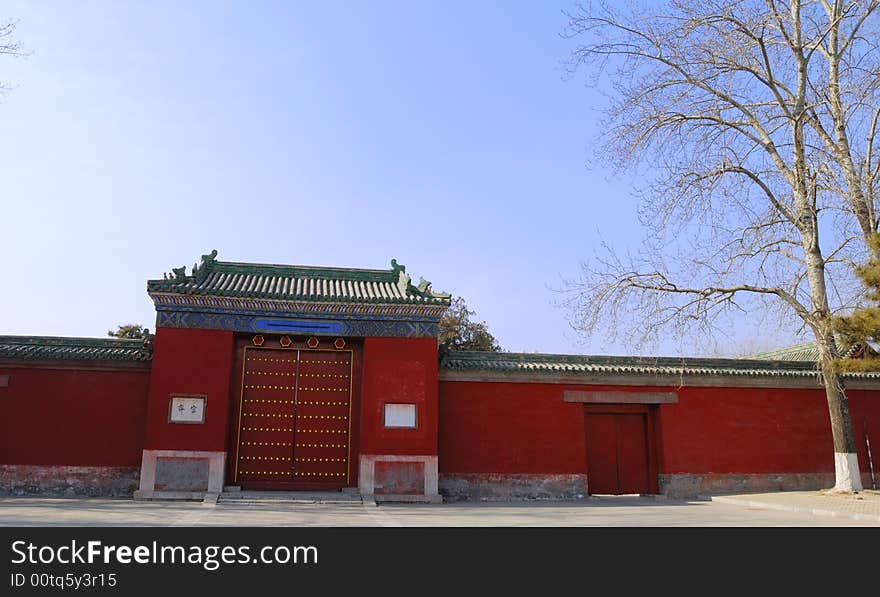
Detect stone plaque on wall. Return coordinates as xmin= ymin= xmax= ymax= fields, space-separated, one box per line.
xmin=168 ymin=394 xmax=206 ymax=424
xmin=384 ymin=403 xmax=417 ymax=428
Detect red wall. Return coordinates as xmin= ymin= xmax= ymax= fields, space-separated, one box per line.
xmin=849 ymin=390 xmax=880 ymax=476
xmin=360 ymin=337 xmax=438 ymax=455
xmin=0 ymin=365 xmax=150 ymax=465
xmin=438 ymin=381 xmax=587 ymax=473
xmin=659 ymin=386 xmax=880 ymax=475
xmin=6 ymin=341 xmax=879 ymax=481
xmin=439 ymin=380 xmax=880 ymax=476
xmin=142 ymin=327 xmax=234 ymax=451
xmin=659 ymin=387 xmax=830 ymax=473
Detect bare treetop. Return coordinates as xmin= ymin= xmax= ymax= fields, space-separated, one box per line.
xmin=563 ymin=0 xmax=880 ymax=350
xmin=0 ymin=19 xmax=27 ymax=93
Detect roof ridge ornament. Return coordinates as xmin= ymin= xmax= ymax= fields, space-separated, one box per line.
xmin=390 ymin=259 xmax=451 ymax=300
xmin=165 ymin=250 xmax=218 ymax=283
xmin=201 ymin=249 xmax=218 ymax=268
xmin=417 ymin=276 xmax=450 ymax=299
xmin=391 ymin=258 xmax=411 ymax=294
xmin=191 ymin=249 xmax=218 ymax=282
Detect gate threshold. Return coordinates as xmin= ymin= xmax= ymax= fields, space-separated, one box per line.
xmin=217 ymin=490 xmax=363 ymax=505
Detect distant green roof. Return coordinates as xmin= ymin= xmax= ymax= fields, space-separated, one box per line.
xmin=0 ymin=336 xmax=152 ymax=363
xmin=748 ymin=339 xmax=861 ymax=361
xmin=439 ymin=350 xmax=880 ymax=379
xmin=147 ymin=250 xmax=451 ymax=306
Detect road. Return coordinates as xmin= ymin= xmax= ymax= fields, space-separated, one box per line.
xmin=1 ymin=495 xmax=877 ymax=526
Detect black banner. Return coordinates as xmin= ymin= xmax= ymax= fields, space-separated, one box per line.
xmin=1 ymin=527 xmax=876 ymax=594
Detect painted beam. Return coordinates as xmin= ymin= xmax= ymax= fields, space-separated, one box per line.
xmin=155 ymin=310 xmax=440 ymax=338
xmin=563 ymin=390 xmax=678 ymax=404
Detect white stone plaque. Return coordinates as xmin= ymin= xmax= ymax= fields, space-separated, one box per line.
xmin=169 ymin=395 xmax=206 ymax=424
xmin=384 ymin=403 xmax=417 ymax=429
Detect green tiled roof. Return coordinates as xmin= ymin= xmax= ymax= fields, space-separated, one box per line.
xmin=0 ymin=336 xmax=152 ymax=362
xmin=748 ymin=342 xmax=820 ymax=361
xmin=147 ymin=250 xmax=451 ymax=306
xmin=439 ymin=350 xmax=880 ymax=379
xmin=748 ymin=339 xmax=860 ymax=361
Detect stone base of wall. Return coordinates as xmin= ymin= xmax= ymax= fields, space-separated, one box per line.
xmin=359 ymin=455 xmax=439 ymax=501
xmin=439 ymin=474 xmax=589 ymax=501
xmin=134 ymin=450 xmax=226 ymax=500
xmin=0 ymin=465 xmax=139 ymax=497
xmin=659 ymin=473 xmax=838 ymax=499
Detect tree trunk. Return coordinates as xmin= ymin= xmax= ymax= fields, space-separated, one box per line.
xmin=815 ymin=328 xmax=863 ymax=492
xmin=800 ymin=188 xmax=862 ymax=492
xmin=793 ymin=31 xmax=863 ymax=488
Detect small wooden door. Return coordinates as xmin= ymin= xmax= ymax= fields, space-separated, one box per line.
xmin=585 ymin=409 xmax=652 ymax=495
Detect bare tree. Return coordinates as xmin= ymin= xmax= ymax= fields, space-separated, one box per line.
xmin=0 ymin=19 xmax=25 ymax=93
xmin=563 ymin=0 xmax=880 ymax=491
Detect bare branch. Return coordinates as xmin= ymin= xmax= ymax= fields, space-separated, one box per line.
xmin=0 ymin=19 xmax=27 ymax=93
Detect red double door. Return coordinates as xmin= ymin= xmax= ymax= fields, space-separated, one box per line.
xmin=585 ymin=406 xmax=656 ymax=495
xmin=233 ymin=347 xmax=353 ymax=490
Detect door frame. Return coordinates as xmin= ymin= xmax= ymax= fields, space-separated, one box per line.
xmin=583 ymin=403 xmax=659 ymax=495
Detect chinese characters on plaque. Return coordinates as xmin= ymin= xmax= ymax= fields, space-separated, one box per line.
xmin=168 ymin=395 xmax=206 ymax=424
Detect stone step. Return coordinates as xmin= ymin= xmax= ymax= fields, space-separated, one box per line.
xmin=217 ymin=490 xmax=363 ymax=504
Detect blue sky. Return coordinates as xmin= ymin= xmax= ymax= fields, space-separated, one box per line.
xmin=0 ymin=1 xmax=795 ymax=356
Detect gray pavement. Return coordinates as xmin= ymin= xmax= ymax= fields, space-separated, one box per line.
xmin=708 ymin=488 xmax=880 ymax=523
xmin=1 ymin=492 xmax=879 ymax=526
